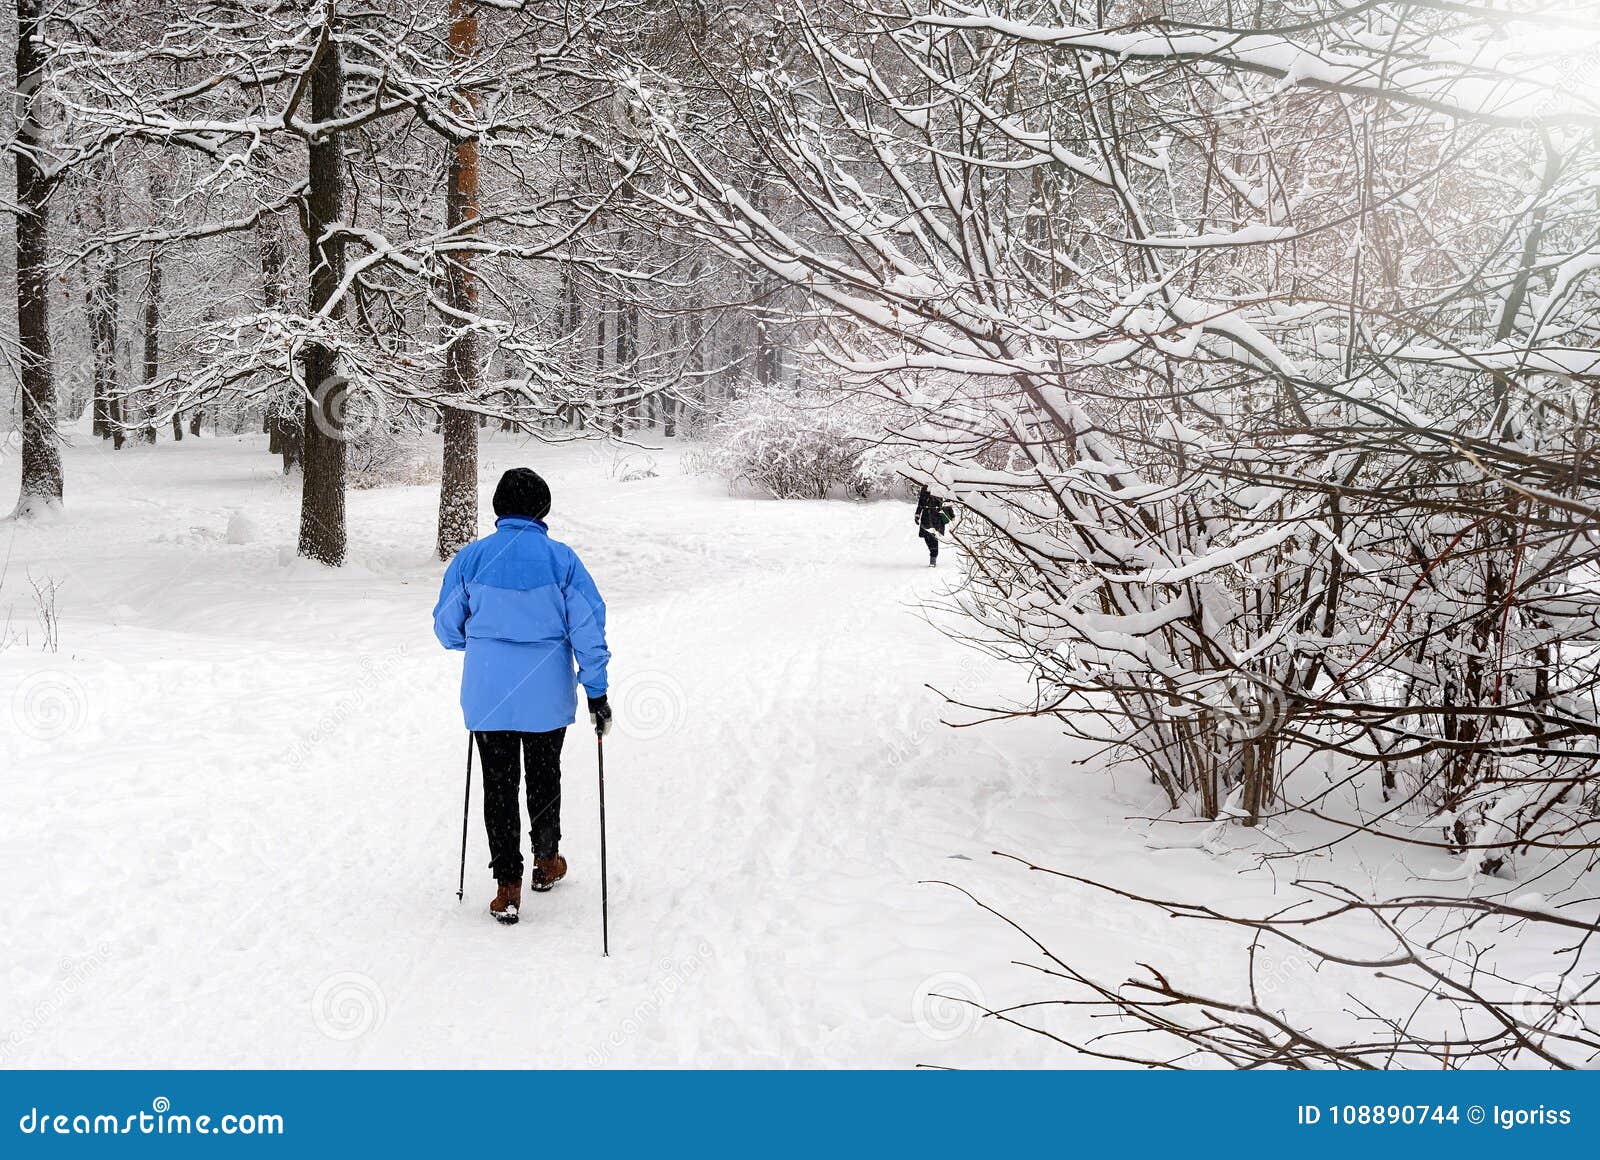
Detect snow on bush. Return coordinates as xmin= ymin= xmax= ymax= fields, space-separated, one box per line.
xmin=611 ymin=452 xmax=659 ymax=482
xmin=703 ymin=386 xmax=899 ymax=500
xmin=347 ymin=426 xmax=441 ymax=491
xmin=851 ymin=441 xmax=916 ymax=501
xmin=225 ymin=511 xmax=257 ymax=545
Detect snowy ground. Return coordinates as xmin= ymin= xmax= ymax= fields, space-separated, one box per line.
xmin=0 ymin=424 xmax=1519 ymax=1067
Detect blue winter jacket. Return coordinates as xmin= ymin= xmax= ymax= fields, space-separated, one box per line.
xmin=432 ymin=516 xmax=610 ymax=733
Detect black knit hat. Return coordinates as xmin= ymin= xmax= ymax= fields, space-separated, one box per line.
xmin=492 ymin=467 xmax=552 ymax=521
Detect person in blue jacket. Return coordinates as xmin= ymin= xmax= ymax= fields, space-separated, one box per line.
xmin=433 ymin=467 xmax=613 ymax=925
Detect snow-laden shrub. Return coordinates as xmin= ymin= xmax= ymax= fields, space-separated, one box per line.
xmin=704 ymin=387 xmax=898 ymax=500
xmin=851 ymin=441 xmax=914 ymax=500
xmin=348 ymin=426 xmax=441 ymax=490
xmin=611 ymin=452 xmax=659 ymax=482
xmin=677 ymin=446 xmax=714 ymax=477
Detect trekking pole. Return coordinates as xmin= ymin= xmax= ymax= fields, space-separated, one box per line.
xmin=456 ymin=734 xmax=473 ymax=902
xmin=596 ymin=729 xmax=610 ymax=956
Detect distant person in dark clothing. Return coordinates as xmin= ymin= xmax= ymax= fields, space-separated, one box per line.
xmin=914 ymin=485 xmax=955 ymax=567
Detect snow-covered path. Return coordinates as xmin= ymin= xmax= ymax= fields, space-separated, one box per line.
xmin=3 ymin=428 xmax=1125 ymax=1067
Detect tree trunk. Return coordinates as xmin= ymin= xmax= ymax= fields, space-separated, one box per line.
xmin=92 ymin=276 xmax=111 ymax=442
xmin=145 ymin=247 xmax=164 ymax=439
xmin=614 ymin=295 xmax=626 ymax=435
xmin=612 ymin=290 xmax=638 ymax=436
xmin=683 ymin=260 xmax=706 ymax=436
xmin=12 ymin=0 xmax=62 ymax=515
xmin=435 ymin=0 xmax=481 ymax=560
xmin=663 ymin=315 xmax=682 ymax=437
xmin=258 ymin=211 xmax=300 ymax=471
xmin=297 ymin=17 xmax=348 ymax=565
xmin=561 ymin=260 xmax=580 ymax=338
xmin=89 ymin=240 xmax=122 ymax=452
xmin=750 ymin=189 xmax=779 ymax=393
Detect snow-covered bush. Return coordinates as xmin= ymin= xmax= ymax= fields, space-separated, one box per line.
xmin=850 ymin=442 xmax=913 ymax=501
xmin=611 ymin=452 xmax=659 ymax=482
xmin=704 ymin=386 xmax=890 ymax=500
xmin=347 ymin=426 xmax=441 ymax=491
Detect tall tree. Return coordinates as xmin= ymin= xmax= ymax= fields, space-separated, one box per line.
xmin=87 ymin=233 xmax=122 ymax=450
xmin=297 ymin=14 xmax=349 ymax=565
xmin=11 ymin=0 xmax=62 ymax=516
xmin=258 ymin=211 xmax=300 ymax=471
xmin=145 ymin=247 xmax=165 ymax=441
xmin=436 ymin=0 xmax=481 ymax=560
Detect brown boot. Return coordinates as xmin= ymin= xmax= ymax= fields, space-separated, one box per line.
xmin=529 ymin=854 xmax=567 ymax=893
xmin=489 ymin=880 xmax=521 ymax=925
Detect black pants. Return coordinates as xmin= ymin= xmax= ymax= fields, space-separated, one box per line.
xmin=919 ymin=529 xmax=939 ymax=562
xmin=475 ymin=728 xmax=565 ymax=883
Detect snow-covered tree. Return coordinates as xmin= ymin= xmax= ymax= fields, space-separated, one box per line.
xmin=620 ymin=0 xmax=1600 ymax=1064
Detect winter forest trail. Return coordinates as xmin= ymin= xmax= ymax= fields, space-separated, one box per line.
xmin=3 ymin=427 xmax=1143 ymax=1067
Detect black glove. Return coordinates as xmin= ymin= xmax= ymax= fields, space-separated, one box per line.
xmin=588 ymin=694 xmax=613 ymax=738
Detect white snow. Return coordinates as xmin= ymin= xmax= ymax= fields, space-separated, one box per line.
xmin=225 ymin=510 xmax=258 ymax=546
xmin=0 ymin=425 xmax=1568 ymax=1067
xmin=0 ymin=425 xmax=1079 ymax=1065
